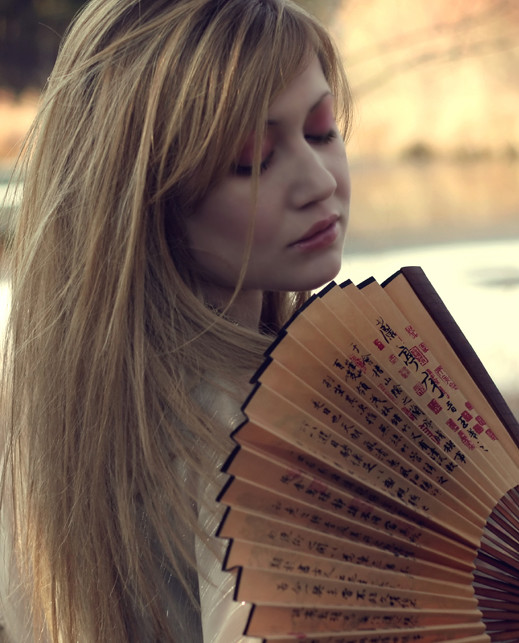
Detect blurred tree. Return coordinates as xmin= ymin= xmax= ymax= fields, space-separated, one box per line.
xmin=343 ymin=0 xmax=519 ymax=96
xmin=0 ymin=0 xmax=85 ymax=93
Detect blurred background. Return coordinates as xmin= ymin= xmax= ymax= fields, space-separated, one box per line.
xmin=0 ymin=0 xmax=518 ymax=415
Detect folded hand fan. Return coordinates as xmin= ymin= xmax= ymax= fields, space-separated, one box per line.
xmin=216 ymin=266 xmax=519 ymax=643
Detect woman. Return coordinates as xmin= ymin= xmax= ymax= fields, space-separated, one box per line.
xmin=1 ymin=0 xmax=351 ymax=640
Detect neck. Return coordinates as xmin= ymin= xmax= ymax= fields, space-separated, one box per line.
xmin=203 ymin=284 xmax=263 ymax=330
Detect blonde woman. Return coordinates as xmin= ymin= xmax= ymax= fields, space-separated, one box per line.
xmin=1 ymin=0 xmax=352 ymax=640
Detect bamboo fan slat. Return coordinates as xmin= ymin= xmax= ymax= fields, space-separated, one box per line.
xmin=217 ymin=266 xmax=519 ymax=643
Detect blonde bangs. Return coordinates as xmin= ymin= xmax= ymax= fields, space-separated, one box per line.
xmin=144 ymin=0 xmax=351 ymax=210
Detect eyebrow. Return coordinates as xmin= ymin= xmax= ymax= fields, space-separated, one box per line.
xmin=266 ymin=90 xmax=332 ymax=126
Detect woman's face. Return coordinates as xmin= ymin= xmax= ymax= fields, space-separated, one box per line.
xmin=186 ymin=55 xmax=350 ymax=297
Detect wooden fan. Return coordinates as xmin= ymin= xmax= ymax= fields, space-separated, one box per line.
xmin=216 ymin=266 xmax=519 ymax=643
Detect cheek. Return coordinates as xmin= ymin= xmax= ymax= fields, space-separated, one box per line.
xmin=190 ymin=191 xmax=264 ymax=268
xmin=247 ymin=196 xmax=282 ymax=247
xmin=220 ymin=196 xmax=259 ymax=245
xmin=190 ymin=178 xmax=283 ymax=256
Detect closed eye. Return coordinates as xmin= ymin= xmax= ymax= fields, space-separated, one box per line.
xmin=305 ymin=130 xmax=337 ymax=144
xmin=233 ymin=151 xmax=274 ymax=177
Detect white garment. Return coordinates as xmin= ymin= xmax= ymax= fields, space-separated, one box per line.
xmin=196 ymin=493 xmax=260 ymax=643
xmin=195 ymin=384 xmax=261 ymax=643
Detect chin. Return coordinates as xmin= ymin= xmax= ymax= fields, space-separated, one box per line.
xmin=281 ymin=262 xmax=343 ymax=293
xmin=303 ymin=255 xmax=344 ymax=291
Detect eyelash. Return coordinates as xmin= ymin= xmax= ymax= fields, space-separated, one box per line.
xmin=234 ymin=153 xmax=273 ymax=177
xmin=305 ymin=129 xmax=337 ymax=144
xmin=234 ymin=129 xmax=337 ymax=176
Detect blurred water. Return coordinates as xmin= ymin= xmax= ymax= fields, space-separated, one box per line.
xmin=346 ymin=159 xmax=519 ymax=253
xmin=0 ymin=178 xmax=20 ymax=239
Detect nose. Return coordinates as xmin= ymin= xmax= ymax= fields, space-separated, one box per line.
xmin=290 ymin=143 xmax=338 ymax=209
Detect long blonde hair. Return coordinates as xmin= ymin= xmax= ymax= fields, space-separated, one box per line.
xmin=2 ymin=0 xmax=351 ymax=640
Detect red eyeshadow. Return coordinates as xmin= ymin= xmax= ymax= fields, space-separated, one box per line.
xmin=305 ymin=94 xmax=335 ymax=135
xmin=236 ymin=132 xmax=274 ymax=166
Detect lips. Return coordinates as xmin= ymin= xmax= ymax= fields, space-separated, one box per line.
xmin=290 ymin=215 xmax=340 ymax=250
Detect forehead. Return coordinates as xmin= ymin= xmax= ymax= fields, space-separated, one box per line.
xmin=267 ymin=55 xmax=331 ymax=121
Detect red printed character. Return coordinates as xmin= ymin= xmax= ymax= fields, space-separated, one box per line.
xmin=405 ymin=325 xmax=418 ymax=339
xmin=410 ymin=346 xmax=428 ymax=366
xmin=413 ymin=382 xmax=426 ymax=397
xmin=461 ymin=410 xmax=473 ymax=423
xmin=428 ymin=399 xmax=442 ymax=415
xmin=446 ymin=418 xmax=459 ymax=433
